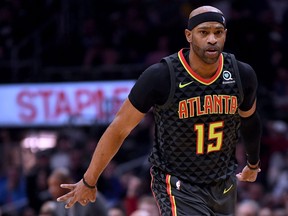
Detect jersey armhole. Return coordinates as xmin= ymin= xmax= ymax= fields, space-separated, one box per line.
xmin=158 ymin=56 xmax=175 ymax=109
xmin=230 ymin=54 xmax=244 ymax=105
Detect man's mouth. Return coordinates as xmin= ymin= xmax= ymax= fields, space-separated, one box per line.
xmin=206 ymin=49 xmax=218 ymax=56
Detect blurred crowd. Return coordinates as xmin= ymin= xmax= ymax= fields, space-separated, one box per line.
xmin=1 ymin=0 xmax=288 ymax=215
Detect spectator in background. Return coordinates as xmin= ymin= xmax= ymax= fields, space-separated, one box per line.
xmin=130 ymin=209 xmax=150 ymax=216
xmin=272 ymin=208 xmax=287 ymax=216
xmin=0 ymin=130 xmax=13 ymax=177
xmin=81 ymin=18 xmax=105 ymax=70
xmin=97 ymin=161 xmax=125 ymax=208
xmin=264 ymin=121 xmax=288 ymax=186
xmin=131 ymin=196 xmax=159 ymax=216
xmin=26 ymin=150 xmax=51 ymax=214
xmin=122 ymin=173 xmax=143 ymax=215
xmin=68 ymin=146 xmax=87 ymax=182
xmin=101 ymin=48 xmax=121 ymax=66
xmin=144 ymin=35 xmax=170 ymax=66
xmin=271 ymin=66 xmax=288 ymax=118
xmin=107 ymin=204 xmax=127 ymax=216
xmin=20 ymin=206 xmax=37 ymax=216
xmin=49 ymin=133 xmax=72 ymax=170
xmin=0 ymin=130 xmax=22 ymax=174
xmin=261 ymin=120 xmax=288 ymax=185
xmin=236 ymin=199 xmax=260 ymax=216
xmin=0 ymin=165 xmax=28 ymax=216
xmin=0 ymin=2 xmax=14 ymax=61
xmin=259 ymin=207 xmax=273 ymax=216
xmin=39 ymin=200 xmax=57 ymax=216
xmin=270 ymin=151 xmax=288 ymax=204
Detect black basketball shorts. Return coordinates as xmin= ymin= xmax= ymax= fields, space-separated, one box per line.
xmin=150 ymin=166 xmax=237 ymax=216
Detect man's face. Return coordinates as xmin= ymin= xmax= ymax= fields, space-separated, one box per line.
xmin=186 ymin=22 xmax=227 ymax=64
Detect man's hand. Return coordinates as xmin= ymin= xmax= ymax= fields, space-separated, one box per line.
xmin=56 ymin=179 xmax=97 ymax=208
xmin=236 ymin=165 xmax=261 ymax=182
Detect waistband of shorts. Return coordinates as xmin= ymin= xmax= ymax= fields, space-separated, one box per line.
xmin=150 ymin=166 xmax=230 ymax=187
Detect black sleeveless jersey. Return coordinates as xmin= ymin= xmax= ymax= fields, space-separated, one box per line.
xmin=149 ymin=48 xmax=243 ymax=184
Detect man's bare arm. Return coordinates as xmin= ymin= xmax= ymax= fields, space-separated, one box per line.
xmin=83 ymin=98 xmax=146 ymax=185
xmin=57 ymin=98 xmax=145 ymax=208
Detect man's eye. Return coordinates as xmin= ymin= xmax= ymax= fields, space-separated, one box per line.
xmin=200 ymin=31 xmax=208 ymax=35
xmin=215 ymin=31 xmax=223 ymax=35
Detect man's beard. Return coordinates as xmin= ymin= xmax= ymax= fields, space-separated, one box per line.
xmin=192 ymin=43 xmax=222 ymax=64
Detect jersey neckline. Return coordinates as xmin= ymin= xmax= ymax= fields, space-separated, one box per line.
xmin=178 ymin=48 xmax=223 ymax=85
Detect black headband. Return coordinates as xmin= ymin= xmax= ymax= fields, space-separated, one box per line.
xmin=187 ymin=12 xmax=226 ymax=30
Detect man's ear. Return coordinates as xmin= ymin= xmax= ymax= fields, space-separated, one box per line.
xmin=185 ymin=29 xmax=192 ymax=43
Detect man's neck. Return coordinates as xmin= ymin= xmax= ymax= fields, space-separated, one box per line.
xmin=189 ymin=52 xmax=220 ymax=79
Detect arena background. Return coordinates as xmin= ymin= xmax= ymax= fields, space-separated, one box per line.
xmin=0 ymin=0 xmax=288 ymax=215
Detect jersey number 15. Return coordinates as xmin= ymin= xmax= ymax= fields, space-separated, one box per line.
xmin=194 ymin=121 xmax=224 ymax=154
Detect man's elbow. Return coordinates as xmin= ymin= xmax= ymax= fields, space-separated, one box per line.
xmin=239 ymin=100 xmax=256 ymax=118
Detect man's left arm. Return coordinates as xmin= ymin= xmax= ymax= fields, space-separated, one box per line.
xmin=237 ymin=103 xmax=262 ymax=182
xmin=239 ymin=100 xmax=262 ymax=166
xmin=236 ymin=61 xmax=262 ymax=181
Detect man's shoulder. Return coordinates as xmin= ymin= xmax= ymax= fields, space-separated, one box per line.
xmin=146 ymin=59 xmax=170 ymax=73
xmin=222 ymin=52 xmax=254 ymax=73
xmin=160 ymin=51 xmax=179 ymax=61
xmin=236 ymin=59 xmax=255 ymax=74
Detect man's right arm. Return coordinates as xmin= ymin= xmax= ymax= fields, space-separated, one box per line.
xmin=83 ymin=98 xmax=145 ymax=186
xmin=57 ymin=61 xmax=169 ymax=208
xmin=57 ymin=98 xmax=145 ymax=208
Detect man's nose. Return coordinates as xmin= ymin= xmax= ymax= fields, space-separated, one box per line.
xmin=207 ymin=34 xmax=217 ymax=44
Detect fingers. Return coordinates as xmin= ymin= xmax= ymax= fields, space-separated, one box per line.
xmin=57 ymin=190 xmax=74 ymax=202
xmin=236 ymin=173 xmax=242 ymax=181
xmin=60 ymin=184 xmax=76 ymax=190
xmin=89 ymin=192 xmax=96 ymax=203
xmin=236 ymin=172 xmax=257 ymax=182
xmin=236 ymin=165 xmax=261 ymax=182
xmin=56 ymin=190 xmax=77 ymax=209
xmin=246 ymin=177 xmax=256 ymax=182
xmin=79 ymin=200 xmax=89 ymax=206
xmin=65 ymin=196 xmax=78 ymax=209
xmin=56 ymin=181 xmax=97 ymax=208
xmin=57 ymin=192 xmax=90 ymax=208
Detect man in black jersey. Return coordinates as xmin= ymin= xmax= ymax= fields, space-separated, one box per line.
xmin=57 ymin=5 xmax=261 ymax=215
